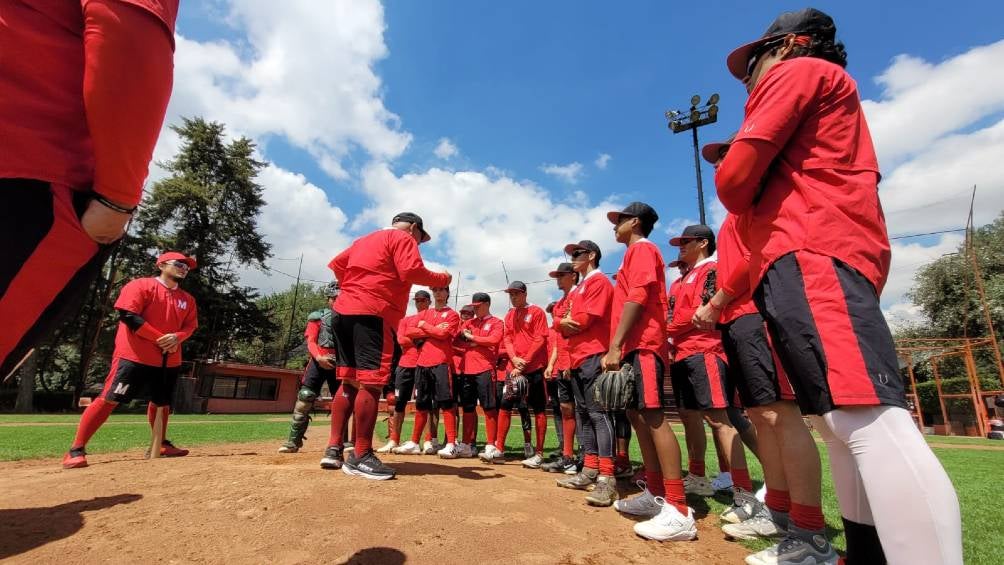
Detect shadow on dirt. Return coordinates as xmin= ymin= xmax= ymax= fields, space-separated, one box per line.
xmin=392 ymin=460 xmax=505 ymax=480
xmin=0 ymin=494 xmax=142 ymax=559
xmin=338 ymin=546 xmax=406 ymax=564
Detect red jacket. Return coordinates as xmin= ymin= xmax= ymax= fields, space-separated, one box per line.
xmin=565 ymin=269 xmax=613 ymax=368
xmin=407 ymin=306 xmax=461 ymax=368
xmin=113 ymin=277 xmax=197 ymax=367
xmin=461 ymin=315 xmax=503 ymax=375
xmin=396 ymin=313 xmax=423 ymax=369
xmin=666 ymin=258 xmax=724 ymax=361
xmin=503 ymin=305 xmax=548 ymax=374
xmin=330 ymin=229 xmax=449 ymax=329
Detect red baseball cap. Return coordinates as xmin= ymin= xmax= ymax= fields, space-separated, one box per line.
xmin=157 ymin=251 xmax=197 ymax=270
xmin=701 ymin=133 xmax=737 ymax=164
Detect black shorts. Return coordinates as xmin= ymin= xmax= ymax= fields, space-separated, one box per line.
xmin=670 ymin=352 xmax=731 ymax=411
xmin=624 ymin=349 xmax=665 ymax=411
xmin=0 ymin=181 xmax=111 ymax=378
xmin=301 ymin=359 xmax=340 ymax=396
xmin=332 ymin=313 xmax=401 ymax=386
xmin=572 ymin=354 xmax=604 ymax=413
xmin=555 ymin=376 xmax=574 ymax=404
xmin=721 ymin=312 xmax=795 ymax=408
xmin=415 ymin=364 xmax=453 ymax=410
xmin=460 ymin=371 xmax=498 ymax=411
xmin=500 ymin=370 xmax=546 ymax=412
xmin=100 ymin=357 xmax=179 ymax=406
xmin=394 ymin=366 xmax=417 ymax=412
xmin=754 ymin=251 xmax=906 ymax=416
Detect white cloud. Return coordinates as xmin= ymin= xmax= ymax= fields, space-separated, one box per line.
xmin=433 ymin=138 xmax=459 ymax=160
xmin=881 ymin=233 xmax=964 ymax=310
xmin=595 ymin=153 xmax=612 ymax=170
xmin=159 ymin=0 xmax=409 ymax=183
xmin=539 ymin=162 xmax=584 ymax=184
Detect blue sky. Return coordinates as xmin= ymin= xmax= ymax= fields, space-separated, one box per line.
xmin=161 ymin=1 xmax=1004 ymax=322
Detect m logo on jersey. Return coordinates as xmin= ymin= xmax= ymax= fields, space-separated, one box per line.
xmin=177 ymin=299 xmax=188 ymax=310
xmin=113 ymin=382 xmax=130 ymax=395
xmin=483 ymin=323 xmax=491 ymax=331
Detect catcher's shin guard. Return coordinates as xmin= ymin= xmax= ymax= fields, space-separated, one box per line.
xmin=285 ymin=387 xmax=318 ymax=447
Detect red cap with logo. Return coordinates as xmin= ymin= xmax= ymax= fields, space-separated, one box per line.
xmin=157 ymin=251 xmax=197 ymax=270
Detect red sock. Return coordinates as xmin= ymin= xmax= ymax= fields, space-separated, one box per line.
xmin=146 ymin=402 xmax=169 ymax=438
xmin=462 ymin=411 xmax=477 ymax=444
xmin=561 ymin=411 xmax=576 ymax=457
xmin=646 ymin=470 xmax=665 ymax=496
xmin=390 ymin=411 xmax=401 ymax=443
xmin=732 ymin=468 xmax=753 ymax=491
xmin=411 ymin=410 xmax=429 ymax=443
xmin=663 ymin=478 xmax=689 ymax=515
xmin=352 ymin=386 xmax=378 ymax=454
xmin=534 ymin=412 xmax=547 ymax=454
xmin=616 ymin=450 xmax=630 ymax=468
xmin=444 ymin=409 xmax=458 ymax=444
xmin=790 ymin=502 xmax=825 ymax=532
xmin=485 ymin=410 xmax=498 ymax=445
xmin=765 ymin=488 xmax=791 ymax=513
xmin=584 ymin=453 xmax=599 ymax=470
xmin=599 ymin=456 xmax=615 ymax=477
xmin=72 ymin=398 xmax=116 ymax=448
xmin=719 ymin=458 xmax=730 ymax=473
xmin=495 ymin=410 xmax=511 ymax=450
xmin=329 ymin=386 xmax=356 ymax=447
xmin=688 ymin=459 xmax=705 ymax=477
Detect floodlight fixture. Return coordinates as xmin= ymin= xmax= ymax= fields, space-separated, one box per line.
xmin=690 ymin=94 xmax=701 ymax=107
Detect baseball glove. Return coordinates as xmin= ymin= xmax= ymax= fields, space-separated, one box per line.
xmin=594 ymin=363 xmax=636 ymax=412
xmin=503 ymin=373 xmax=529 ymax=402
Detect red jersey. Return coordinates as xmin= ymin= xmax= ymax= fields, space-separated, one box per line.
xmin=611 ymin=239 xmax=668 ymax=356
xmin=407 ymin=306 xmax=461 ymax=368
xmin=566 ymin=270 xmax=613 ymax=368
xmin=113 ymin=277 xmax=197 ymax=367
xmin=0 ymin=1 xmax=179 ymax=206
xmin=666 ymin=258 xmax=724 ymax=361
xmin=329 ymin=229 xmax=450 ymax=329
xmin=551 ymin=294 xmax=572 ymax=371
xmin=396 ymin=314 xmax=423 ymax=369
xmin=462 ymin=315 xmax=503 ymax=375
xmin=666 ymin=275 xmax=685 ymax=361
xmin=716 ymin=214 xmax=759 ymax=324
xmin=453 ymin=319 xmax=473 ymax=375
xmin=503 ymin=305 xmax=549 ymax=373
xmin=305 ymin=320 xmax=336 ymax=358
xmin=730 ymin=57 xmax=890 ymax=293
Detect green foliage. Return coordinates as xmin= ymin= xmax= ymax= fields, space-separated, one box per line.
xmin=230 ymin=283 xmax=329 ymax=367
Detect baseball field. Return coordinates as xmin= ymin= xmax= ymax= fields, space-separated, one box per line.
xmin=1 ymin=413 xmax=1000 ymax=564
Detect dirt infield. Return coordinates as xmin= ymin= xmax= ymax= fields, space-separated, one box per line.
xmin=0 ymin=441 xmax=749 ymax=564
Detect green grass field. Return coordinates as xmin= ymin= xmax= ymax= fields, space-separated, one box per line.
xmin=2 ymin=412 xmax=1000 ymax=563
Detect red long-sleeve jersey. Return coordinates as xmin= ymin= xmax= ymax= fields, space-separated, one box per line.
xmin=666 ymin=258 xmax=724 ymax=361
xmin=504 ymin=305 xmax=548 ymax=374
xmin=113 ymin=277 xmax=197 ymax=367
xmin=407 ymin=306 xmax=461 ymax=368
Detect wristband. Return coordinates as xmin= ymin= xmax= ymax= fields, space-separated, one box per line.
xmin=94 ymin=195 xmax=138 ymax=214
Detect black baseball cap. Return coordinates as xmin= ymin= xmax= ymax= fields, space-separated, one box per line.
xmin=702 ymin=133 xmax=737 ymax=165
xmin=504 ymin=281 xmax=528 ymax=293
xmin=392 ymin=211 xmax=431 ymax=243
xmin=469 ymin=292 xmax=491 ymax=305
xmin=413 ymin=290 xmax=431 ymax=300
xmin=670 ymin=224 xmax=716 ymax=247
xmin=563 ymin=240 xmax=602 ymax=264
xmin=606 ymin=201 xmax=659 ymax=227
xmin=727 ymin=8 xmax=837 ymax=80
xmin=548 ymin=262 xmax=575 ymax=278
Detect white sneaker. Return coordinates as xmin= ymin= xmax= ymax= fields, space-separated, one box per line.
xmin=523 ymin=442 xmax=534 ymax=459
xmin=454 ymin=442 xmax=475 ymax=458
xmin=711 ymin=471 xmax=733 ymax=491
xmin=478 ymin=445 xmax=504 ymax=464
xmin=376 ymin=440 xmax=398 ymax=454
xmin=755 ymin=484 xmax=766 ymax=503
xmin=721 ymin=488 xmax=761 ymax=525
xmin=437 ymin=443 xmax=458 ymax=459
xmin=683 ymin=473 xmax=715 ymax=496
xmin=614 ymin=483 xmax=661 ymax=517
xmin=521 ymin=453 xmax=543 ymax=469
xmin=393 ymin=440 xmax=421 ymax=455
xmin=744 ymin=534 xmax=837 ymax=565
xmin=633 ymin=498 xmax=698 ymax=541
xmin=422 ymin=440 xmax=437 ymax=455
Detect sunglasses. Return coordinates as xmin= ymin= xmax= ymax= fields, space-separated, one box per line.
xmin=166 ymin=260 xmax=190 ymax=270
xmin=746 ymin=38 xmax=785 ymax=78
xmin=571 ymin=249 xmax=591 ymax=259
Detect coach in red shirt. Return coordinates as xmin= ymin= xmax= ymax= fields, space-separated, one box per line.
xmin=325 ymin=213 xmax=451 ymax=480
xmin=717 ymin=8 xmax=961 ymax=564
xmin=63 ymin=251 xmax=197 ymax=468
xmin=0 ymin=1 xmax=179 ymax=380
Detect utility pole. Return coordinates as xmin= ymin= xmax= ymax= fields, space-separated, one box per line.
xmin=280 ymin=254 xmax=303 ymax=368
xmin=666 ymin=93 xmax=720 ymax=225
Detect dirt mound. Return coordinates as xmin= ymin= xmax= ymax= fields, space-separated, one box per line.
xmin=0 ymin=441 xmax=749 ymax=564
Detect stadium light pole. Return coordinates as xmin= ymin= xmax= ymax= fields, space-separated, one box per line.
xmin=666 ymin=93 xmax=719 ymax=225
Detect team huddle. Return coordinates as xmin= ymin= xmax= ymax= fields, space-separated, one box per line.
xmin=1 ymin=3 xmax=966 ymax=565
